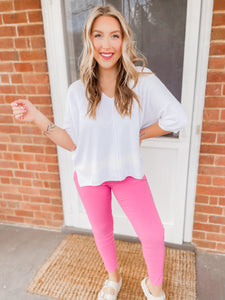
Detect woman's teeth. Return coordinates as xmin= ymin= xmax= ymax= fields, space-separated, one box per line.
xmin=100 ymin=53 xmax=113 ymax=58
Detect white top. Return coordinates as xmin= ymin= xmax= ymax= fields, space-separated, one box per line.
xmin=63 ymin=67 xmax=188 ymax=187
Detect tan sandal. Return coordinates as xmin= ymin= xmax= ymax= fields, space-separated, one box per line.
xmin=97 ymin=277 xmax=122 ymax=300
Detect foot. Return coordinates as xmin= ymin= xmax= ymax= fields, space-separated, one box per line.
xmin=146 ymin=278 xmax=163 ymax=297
xmin=141 ymin=277 xmax=166 ymax=300
xmin=97 ymin=276 xmax=122 ymax=300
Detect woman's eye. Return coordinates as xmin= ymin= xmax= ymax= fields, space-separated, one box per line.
xmin=112 ymin=34 xmax=119 ymax=39
xmin=94 ymin=34 xmax=102 ymax=38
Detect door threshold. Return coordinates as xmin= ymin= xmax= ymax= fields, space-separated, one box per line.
xmin=62 ymin=226 xmax=195 ymax=252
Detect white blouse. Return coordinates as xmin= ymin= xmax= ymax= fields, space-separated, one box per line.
xmin=63 ymin=67 xmax=188 ymax=187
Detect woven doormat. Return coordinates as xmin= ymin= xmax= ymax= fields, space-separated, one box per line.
xmin=27 ymin=234 xmax=196 ymax=300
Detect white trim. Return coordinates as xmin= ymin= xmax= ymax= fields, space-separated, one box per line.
xmin=183 ymin=0 xmax=214 ymax=242
xmin=41 ymin=0 xmax=80 ymax=226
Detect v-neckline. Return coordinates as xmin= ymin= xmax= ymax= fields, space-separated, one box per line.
xmin=102 ymin=92 xmax=114 ymax=100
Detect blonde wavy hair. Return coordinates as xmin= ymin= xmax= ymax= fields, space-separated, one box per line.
xmin=80 ymin=4 xmax=148 ymax=119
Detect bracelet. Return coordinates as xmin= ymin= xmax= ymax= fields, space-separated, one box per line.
xmin=43 ymin=122 xmax=56 ymax=135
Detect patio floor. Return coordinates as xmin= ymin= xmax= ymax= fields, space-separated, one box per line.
xmin=0 ymin=224 xmax=225 ymax=300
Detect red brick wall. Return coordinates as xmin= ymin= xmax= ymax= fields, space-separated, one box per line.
xmin=192 ymin=0 xmax=225 ymax=254
xmin=0 ymin=0 xmax=64 ymax=229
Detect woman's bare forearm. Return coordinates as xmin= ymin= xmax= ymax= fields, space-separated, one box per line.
xmin=11 ymin=99 xmax=76 ymax=151
xmin=139 ymin=121 xmax=171 ymax=142
xmin=34 ymin=110 xmax=76 ymax=152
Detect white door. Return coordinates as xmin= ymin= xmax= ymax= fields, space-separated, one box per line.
xmin=41 ymin=0 xmax=213 ymax=244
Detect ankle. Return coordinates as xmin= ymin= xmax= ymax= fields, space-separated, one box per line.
xmin=146 ymin=278 xmax=163 ymax=297
xmin=108 ymin=272 xmax=121 ymax=283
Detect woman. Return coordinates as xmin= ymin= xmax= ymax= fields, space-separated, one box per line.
xmin=11 ymin=5 xmax=188 ymax=300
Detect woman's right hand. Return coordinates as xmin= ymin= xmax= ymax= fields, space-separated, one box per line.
xmin=11 ymin=99 xmax=39 ymax=123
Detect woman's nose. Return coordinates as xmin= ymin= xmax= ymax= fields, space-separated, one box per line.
xmin=102 ymin=37 xmax=111 ymax=49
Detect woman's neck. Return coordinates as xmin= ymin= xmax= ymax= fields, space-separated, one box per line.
xmin=98 ymin=67 xmax=117 ymax=97
xmin=98 ymin=67 xmax=117 ymax=83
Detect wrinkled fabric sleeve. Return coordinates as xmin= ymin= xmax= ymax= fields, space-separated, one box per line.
xmin=140 ymin=72 xmax=189 ymax=134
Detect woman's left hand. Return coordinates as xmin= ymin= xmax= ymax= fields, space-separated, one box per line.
xmin=139 ymin=129 xmax=145 ymax=146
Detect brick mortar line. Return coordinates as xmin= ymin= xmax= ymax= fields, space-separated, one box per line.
xmin=0 ymin=126 xmax=53 ymax=129
xmin=0 ymin=62 xmax=47 ymax=64
xmin=208 ymin=69 xmax=225 ymax=72
xmin=200 ymin=141 xmax=225 ymax=143
xmin=0 ymin=147 xmax=57 ymax=152
xmin=0 ymin=72 xmax=49 ymax=78
xmin=193 ymin=240 xmax=225 ymax=245
xmin=14 ymin=202 xmax=63 ymax=208
xmin=197 ymin=180 xmax=225 ymax=184
xmin=201 ymin=129 xmax=225 ymax=132
xmin=194 ymin=221 xmax=224 ymax=225
xmin=0 ymin=89 xmax=49 ymax=90
xmin=0 ymin=9 xmax=42 ymax=14
xmin=8 ymin=35 xmax=45 ymax=38
xmin=0 ymin=169 xmax=59 ymax=172
xmin=197 ymin=162 xmax=225 ymax=165
xmin=193 ymin=227 xmax=223 ymax=231
xmin=0 ymin=23 xmax=43 ymax=26
xmin=203 ymin=107 xmax=224 ymax=109
xmin=3 ymin=209 xmax=60 ymax=214
xmin=11 ymin=173 xmax=60 ymax=177
xmin=0 ymin=50 xmax=47 ymax=53
xmin=195 ymin=201 xmax=225 ymax=206
xmin=0 ymin=84 xmax=50 ymax=86
xmin=8 ymin=164 xmax=59 ymax=169
xmin=194 ymin=234 xmax=225 ymax=239
xmin=0 ymin=37 xmax=45 ymax=39
xmin=212 ymin=25 xmax=225 ymax=28
xmin=206 ymin=82 xmax=225 ymax=84
xmin=0 ymin=94 xmax=51 ymax=97
xmin=0 ymin=171 xmax=60 ymax=176
xmin=0 ymin=59 xmax=48 ymax=62
xmin=6 ymin=140 xmax=56 ymax=144
xmin=195 ymin=207 xmax=225 ymax=210
xmin=205 ymin=83 xmax=225 ymax=85
xmin=2 ymin=141 xmax=56 ymax=145
xmin=193 ymin=232 xmax=225 ymax=236
xmin=210 ymin=40 xmax=225 ymax=43
xmin=206 ymin=69 xmax=225 ymax=71
xmin=197 ymin=174 xmax=225 ymax=178
xmin=0 ymin=163 xmax=59 ymax=167
xmin=1 ymin=191 xmax=62 ymax=197
xmin=1 ymin=133 xmax=47 ymax=137
xmin=0 ymin=11 xmax=42 ymax=15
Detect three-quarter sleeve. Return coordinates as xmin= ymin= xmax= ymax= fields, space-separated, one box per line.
xmin=140 ymin=70 xmax=188 ymax=134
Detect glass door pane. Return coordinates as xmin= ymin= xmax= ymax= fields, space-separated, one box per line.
xmin=64 ymin=0 xmax=187 ymax=137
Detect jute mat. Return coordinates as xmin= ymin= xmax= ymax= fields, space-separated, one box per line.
xmin=27 ymin=234 xmax=197 ymax=300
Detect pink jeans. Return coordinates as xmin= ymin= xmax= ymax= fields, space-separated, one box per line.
xmin=74 ymin=172 xmax=165 ymax=286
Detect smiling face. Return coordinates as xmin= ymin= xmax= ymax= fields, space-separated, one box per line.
xmin=91 ymin=15 xmax=123 ymax=75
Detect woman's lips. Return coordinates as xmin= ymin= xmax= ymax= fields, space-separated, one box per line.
xmin=100 ymin=52 xmax=114 ymax=60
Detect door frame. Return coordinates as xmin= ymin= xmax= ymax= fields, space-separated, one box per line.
xmin=183 ymin=0 xmax=214 ymax=242
xmin=40 ymin=0 xmax=214 ymax=243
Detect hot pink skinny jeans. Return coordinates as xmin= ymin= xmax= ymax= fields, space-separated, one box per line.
xmin=74 ymin=172 xmax=165 ymax=286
